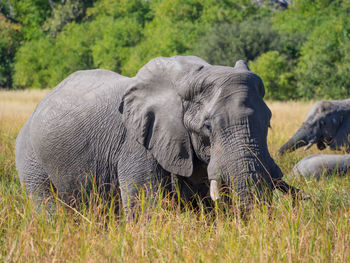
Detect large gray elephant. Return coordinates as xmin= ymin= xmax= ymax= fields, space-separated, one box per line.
xmin=289 ymin=154 xmax=350 ymax=179
xmin=279 ymin=99 xmax=350 ymax=155
xmin=16 ymin=56 xmax=305 ymax=217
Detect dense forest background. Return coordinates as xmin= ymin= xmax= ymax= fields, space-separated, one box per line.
xmin=0 ymin=0 xmax=349 ymax=100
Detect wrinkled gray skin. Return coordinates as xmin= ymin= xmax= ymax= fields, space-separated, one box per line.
xmin=279 ymin=99 xmax=350 ymax=155
xmin=16 ymin=56 xmax=304 ymax=217
xmin=289 ymin=154 xmax=350 ymax=179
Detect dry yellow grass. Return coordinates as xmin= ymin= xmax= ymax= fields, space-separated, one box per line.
xmin=0 ymin=89 xmax=49 ymax=132
xmin=268 ymin=100 xmax=313 ymax=150
xmin=0 ymin=90 xmax=349 ymax=262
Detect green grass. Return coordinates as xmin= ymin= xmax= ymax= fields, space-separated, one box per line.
xmin=0 ymin=90 xmax=349 ymax=262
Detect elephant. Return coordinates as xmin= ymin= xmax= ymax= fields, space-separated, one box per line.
xmin=279 ymin=99 xmax=350 ymax=155
xmin=16 ymin=55 xmax=307 ymax=218
xmin=289 ymin=154 xmax=350 ymax=179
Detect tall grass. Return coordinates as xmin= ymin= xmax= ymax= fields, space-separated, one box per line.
xmin=0 ymin=90 xmax=349 ymax=262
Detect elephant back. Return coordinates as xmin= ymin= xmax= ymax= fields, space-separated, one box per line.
xmin=34 ymin=69 xmax=124 ymax=114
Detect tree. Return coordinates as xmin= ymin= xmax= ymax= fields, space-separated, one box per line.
xmin=0 ymin=13 xmax=21 ymax=88
xmin=250 ymin=51 xmax=296 ymax=100
xmin=296 ymin=15 xmax=350 ymax=99
xmin=192 ymin=17 xmax=280 ymax=67
xmin=87 ymin=0 xmax=150 ymax=72
xmin=12 ymin=0 xmax=150 ymax=88
xmin=8 ymin=0 xmax=51 ymax=40
xmin=13 ymin=37 xmax=54 ymax=89
xmin=43 ymin=0 xmax=95 ymax=37
xmin=121 ymin=0 xmax=204 ymax=76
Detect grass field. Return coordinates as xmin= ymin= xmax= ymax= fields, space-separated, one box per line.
xmin=0 ymin=90 xmax=349 ymax=262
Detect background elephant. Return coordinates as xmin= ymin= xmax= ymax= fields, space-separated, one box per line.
xmin=289 ymin=154 xmax=350 ymax=179
xmin=16 ymin=55 xmax=304 ymax=218
xmin=279 ymin=99 xmax=350 ymax=154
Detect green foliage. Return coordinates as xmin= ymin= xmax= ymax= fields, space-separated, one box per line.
xmin=272 ymin=0 xmax=331 ymax=36
xmin=0 ymin=0 xmax=52 ymax=89
xmin=89 ymin=16 xmax=142 ymax=71
xmin=14 ymin=22 xmax=94 ymax=89
xmin=199 ymin=0 xmax=272 ymax=24
xmin=12 ymin=0 xmax=149 ymax=88
xmin=2 ymin=0 xmax=350 ymax=100
xmin=50 ymin=22 xmax=94 ymax=84
xmin=272 ymin=0 xmax=350 ymax=100
xmin=121 ymin=0 xmax=204 ymax=76
xmin=43 ymin=0 xmax=88 ymax=37
xmin=295 ymin=15 xmax=350 ymax=99
xmin=13 ymin=37 xmax=54 ymax=89
xmin=0 ymin=14 xmax=21 ymax=88
xmin=193 ymin=17 xmax=280 ymax=67
xmin=250 ymin=51 xmax=296 ymax=100
xmin=122 ymin=0 xmax=266 ymax=76
xmin=9 ymin=0 xmax=51 ymax=40
xmin=88 ymin=0 xmax=150 ymax=73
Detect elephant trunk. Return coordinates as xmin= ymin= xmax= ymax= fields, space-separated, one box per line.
xmin=225 ymin=149 xmax=274 ymax=206
xmin=278 ymin=127 xmax=310 ymax=155
xmin=207 ymin=123 xmax=309 ymax=210
xmin=217 ymin=144 xmax=303 ymax=208
xmin=208 ymin=125 xmax=276 ymax=207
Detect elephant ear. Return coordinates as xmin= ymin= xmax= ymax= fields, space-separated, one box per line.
xmin=119 ymin=79 xmax=193 ymax=177
xmin=119 ymin=56 xmax=210 ymax=176
xmin=330 ymin=114 xmax=350 ymax=150
xmin=255 ymin=75 xmax=265 ymax=98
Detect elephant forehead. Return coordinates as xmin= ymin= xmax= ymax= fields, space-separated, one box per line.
xmin=305 ymin=102 xmax=331 ymax=120
xmin=305 ymin=101 xmax=347 ymax=124
xmin=316 ymin=101 xmax=339 ymax=114
xmin=136 ymin=56 xmax=210 ymax=83
xmin=181 ymin=67 xmax=260 ymax=99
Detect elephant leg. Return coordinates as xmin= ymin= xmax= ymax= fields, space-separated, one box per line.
xmin=117 ymin=148 xmax=171 ymax=220
xmin=17 ymin=149 xmax=56 ymax=214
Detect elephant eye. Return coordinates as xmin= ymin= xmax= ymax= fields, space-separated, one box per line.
xmin=201 ymin=120 xmax=212 ymax=137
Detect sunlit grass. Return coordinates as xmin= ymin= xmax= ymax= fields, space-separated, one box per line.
xmin=0 ymin=90 xmax=349 ymax=262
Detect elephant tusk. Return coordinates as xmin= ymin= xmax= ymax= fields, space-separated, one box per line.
xmin=304 ymin=142 xmax=313 ymax=151
xmin=210 ymin=180 xmax=220 ymax=201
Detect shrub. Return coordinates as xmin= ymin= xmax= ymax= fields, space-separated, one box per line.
xmin=250 ymin=51 xmax=297 ymax=100
xmin=192 ymin=17 xmax=280 ymax=67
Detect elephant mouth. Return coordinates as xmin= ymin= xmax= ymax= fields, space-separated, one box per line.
xmin=317 ymin=141 xmax=326 ymax=150
xmin=316 ymin=137 xmax=334 ymax=150
xmin=323 ymin=137 xmax=335 ymax=145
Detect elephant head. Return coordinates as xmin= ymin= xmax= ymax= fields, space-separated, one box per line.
xmin=120 ymin=56 xmax=301 ymax=210
xmin=278 ymin=100 xmax=350 ymax=155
